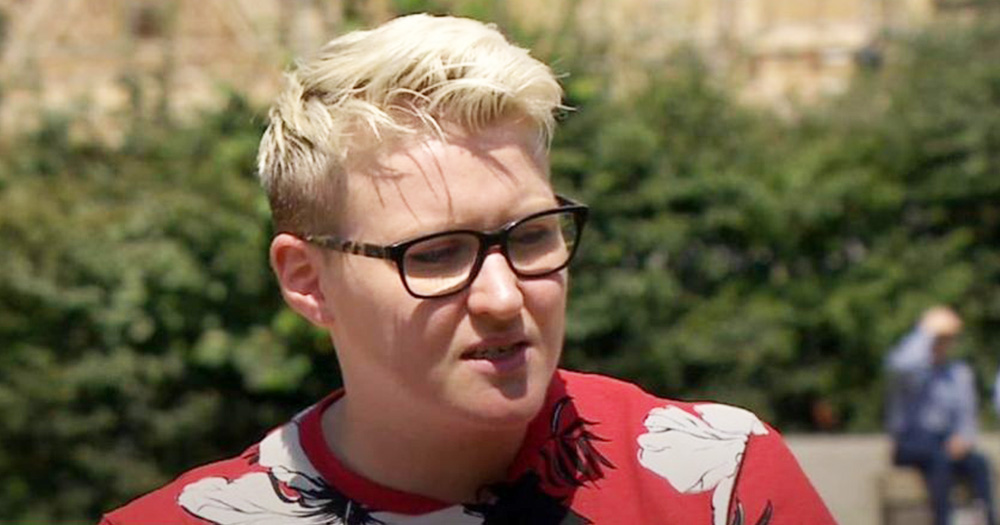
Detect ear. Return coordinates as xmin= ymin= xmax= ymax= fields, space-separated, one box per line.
xmin=270 ymin=233 xmax=335 ymax=328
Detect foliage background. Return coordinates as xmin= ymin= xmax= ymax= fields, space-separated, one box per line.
xmin=1 ymin=1 xmax=1000 ymax=522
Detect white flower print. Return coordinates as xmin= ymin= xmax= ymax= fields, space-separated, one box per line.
xmin=179 ymin=473 xmax=334 ymax=525
xmin=178 ymin=419 xmax=354 ymax=524
xmin=176 ymin=414 xmax=485 ymax=525
xmin=637 ymin=403 xmax=768 ymax=525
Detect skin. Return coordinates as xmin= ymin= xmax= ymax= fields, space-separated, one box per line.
xmin=946 ymin=435 xmax=971 ymax=460
xmin=270 ymin=119 xmax=567 ymax=502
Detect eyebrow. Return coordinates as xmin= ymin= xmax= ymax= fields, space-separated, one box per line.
xmin=383 ymin=196 xmax=562 ymax=243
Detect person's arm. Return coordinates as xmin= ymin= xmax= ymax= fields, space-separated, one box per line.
xmin=885 ymin=328 xmax=935 ymax=385
xmin=884 ymin=327 xmax=935 ymax=437
xmin=888 ymin=306 xmax=963 ymax=377
xmin=993 ymin=367 xmax=1000 ymax=415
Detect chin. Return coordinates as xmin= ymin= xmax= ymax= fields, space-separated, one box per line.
xmin=465 ymin=370 xmax=554 ymax=427
xmin=465 ymin=398 xmax=547 ymax=430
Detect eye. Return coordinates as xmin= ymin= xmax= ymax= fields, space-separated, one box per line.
xmin=403 ymin=234 xmax=478 ymax=275
xmin=511 ymin=225 xmax=554 ymax=245
xmin=510 ymin=216 xmax=562 ymax=249
xmin=409 ymin=241 xmax=464 ymax=264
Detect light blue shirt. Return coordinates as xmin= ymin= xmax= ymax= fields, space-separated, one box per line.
xmin=885 ymin=328 xmax=978 ymax=444
xmin=993 ymin=367 xmax=1000 ymax=415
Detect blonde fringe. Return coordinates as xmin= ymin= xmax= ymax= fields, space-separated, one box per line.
xmin=257 ymin=14 xmax=564 ymax=233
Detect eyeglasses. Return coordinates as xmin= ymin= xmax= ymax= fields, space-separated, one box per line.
xmin=304 ymin=195 xmax=589 ymax=299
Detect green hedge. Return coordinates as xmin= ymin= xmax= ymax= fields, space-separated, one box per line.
xmin=1 ymin=14 xmax=1000 ymax=524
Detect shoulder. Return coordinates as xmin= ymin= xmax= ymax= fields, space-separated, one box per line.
xmin=952 ymin=359 xmax=974 ymax=374
xmin=730 ymin=427 xmax=836 ymax=523
xmin=556 ymin=369 xmax=646 ymax=397
xmin=949 ymin=360 xmax=976 ymax=382
xmin=634 ymin=397 xmax=834 ymax=523
xmin=556 ymin=369 xmax=763 ymax=428
xmin=101 ymin=444 xmax=262 ymax=524
xmin=555 ymin=368 xmax=662 ymax=412
xmin=551 ymin=370 xmax=834 ymax=523
xmin=556 ymin=368 xmax=773 ymax=488
xmin=101 ymin=395 xmax=338 ymax=524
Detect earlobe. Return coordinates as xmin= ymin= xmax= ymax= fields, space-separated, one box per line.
xmin=270 ymin=233 xmax=334 ymax=327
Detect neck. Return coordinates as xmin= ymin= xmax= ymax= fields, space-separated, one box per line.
xmin=321 ymin=393 xmax=528 ymax=503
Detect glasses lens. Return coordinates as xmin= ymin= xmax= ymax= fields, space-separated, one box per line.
xmin=401 ymin=232 xmax=480 ymax=297
xmin=507 ymin=210 xmax=579 ymax=276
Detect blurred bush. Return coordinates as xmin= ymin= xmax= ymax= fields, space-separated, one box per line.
xmin=1 ymin=10 xmax=999 ymax=524
xmin=554 ymin=16 xmax=1000 ymax=433
xmin=0 ymin=96 xmax=338 ymax=523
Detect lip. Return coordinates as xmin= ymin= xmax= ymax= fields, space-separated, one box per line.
xmin=461 ymin=334 xmax=528 ymax=357
xmin=461 ymin=337 xmax=530 ymax=373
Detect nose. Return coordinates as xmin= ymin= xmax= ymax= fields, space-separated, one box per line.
xmin=467 ymin=249 xmax=523 ymax=320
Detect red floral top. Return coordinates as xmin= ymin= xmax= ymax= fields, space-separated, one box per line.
xmin=102 ymin=370 xmax=836 ymax=524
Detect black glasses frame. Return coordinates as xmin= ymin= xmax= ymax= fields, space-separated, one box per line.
xmin=303 ymin=195 xmax=589 ymax=299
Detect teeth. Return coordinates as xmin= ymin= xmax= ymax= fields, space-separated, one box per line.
xmin=470 ymin=345 xmax=515 ymax=359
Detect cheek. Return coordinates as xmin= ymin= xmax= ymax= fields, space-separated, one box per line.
xmin=524 ymin=275 xmax=568 ymax=335
xmin=324 ymin=260 xmax=423 ymax=347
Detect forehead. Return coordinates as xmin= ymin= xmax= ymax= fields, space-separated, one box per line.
xmin=339 ymin=122 xmax=554 ymax=238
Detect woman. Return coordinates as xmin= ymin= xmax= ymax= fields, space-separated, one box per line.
xmin=103 ymin=14 xmax=834 ymax=524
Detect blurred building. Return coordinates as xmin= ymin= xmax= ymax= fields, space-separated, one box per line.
xmin=519 ymin=0 xmax=979 ymax=111
xmin=0 ymin=0 xmax=390 ymax=141
xmin=0 ymin=0 xmax=984 ymax=140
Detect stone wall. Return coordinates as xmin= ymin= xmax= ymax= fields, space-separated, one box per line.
xmin=0 ymin=0 xmax=980 ymax=137
xmin=788 ymin=432 xmax=1000 ymax=525
xmin=508 ymin=0 xmax=944 ymax=111
xmin=0 ymin=0 xmax=352 ymax=141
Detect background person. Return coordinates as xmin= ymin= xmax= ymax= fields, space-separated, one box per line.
xmin=101 ymin=14 xmax=833 ymax=524
xmin=993 ymin=364 xmax=1000 ymax=416
xmin=886 ymin=305 xmax=997 ymax=525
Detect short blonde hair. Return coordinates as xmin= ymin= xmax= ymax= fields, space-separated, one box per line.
xmin=257 ymin=14 xmax=564 ymax=234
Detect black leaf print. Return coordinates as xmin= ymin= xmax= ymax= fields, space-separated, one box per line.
xmin=542 ymin=446 xmax=579 ymax=488
xmin=578 ymin=438 xmax=615 ymax=479
xmin=266 ymin=470 xmax=385 ymax=525
xmin=729 ymin=503 xmax=745 ymax=525
xmin=727 ymin=499 xmax=774 ymax=525
xmin=540 ymin=397 xmax=616 ymax=488
xmin=754 ymin=501 xmax=774 ymax=525
xmin=465 ymin=472 xmax=592 ymax=525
